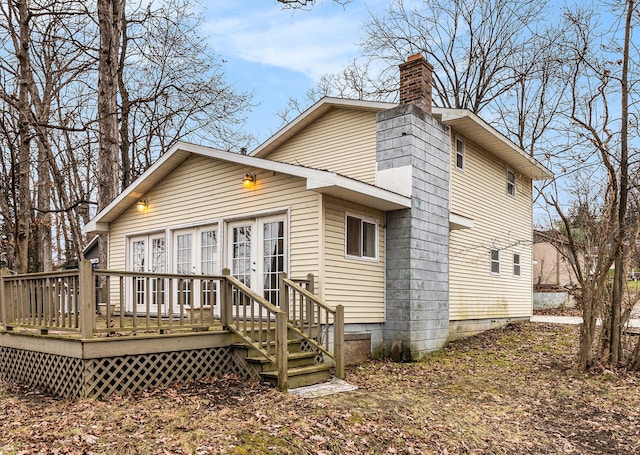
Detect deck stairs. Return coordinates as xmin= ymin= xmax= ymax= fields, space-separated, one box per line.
xmin=231 ymin=324 xmax=332 ymax=389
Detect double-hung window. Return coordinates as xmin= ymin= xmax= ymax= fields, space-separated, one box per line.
xmin=490 ymin=248 xmax=500 ymax=274
xmin=455 ymin=137 xmax=465 ymax=170
xmin=507 ymin=168 xmax=516 ymax=197
xmin=513 ymin=253 xmax=521 ymax=277
xmin=346 ymin=215 xmax=377 ymax=260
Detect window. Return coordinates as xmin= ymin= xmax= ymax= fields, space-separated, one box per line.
xmin=513 ymin=253 xmax=521 ymax=277
xmin=490 ymin=248 xmax=500 ymax=274
xmin=455 ymin=137 xmax=465 ymax=170
xmin=346 ymin=215 xmax=377 ymax=259
xmin=507 ymin=168 xmax=516 ymax=197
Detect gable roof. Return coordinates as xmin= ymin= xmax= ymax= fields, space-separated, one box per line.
xmin=251 ymin=97 xmax=394 ymax=159
xmin=84 ymin=141 xmax=411 ymax=233
xmin=251 ymin=97 xmax=552 ymax=181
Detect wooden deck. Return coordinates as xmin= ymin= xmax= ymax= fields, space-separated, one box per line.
xmin=0 ymin=262 xmax=344 ymax=398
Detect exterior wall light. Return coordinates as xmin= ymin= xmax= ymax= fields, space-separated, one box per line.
xmin=136 ymin=199 xmax=147 ymax=212
xmin=242 ymin=172 xmax=256 ymax=189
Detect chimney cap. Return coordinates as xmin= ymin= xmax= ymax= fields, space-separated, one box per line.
xmin=407 ymin=53 xmax=424 ymax=62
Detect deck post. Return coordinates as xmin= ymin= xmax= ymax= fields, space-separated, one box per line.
xmin=0 ymin=268 xmax=8 ymax=330
xmin=276 ymin=311 xmax=288 ymax=391
xmin=334 ymin=305 xmax=345 ymax=379
xmin=221 ymin=268 xmax=231 ymax=328
xmin=305 ymin=273 xmax=314 ymax=324
xmin=278 ymin=272 xmax=288 ymax=316
xmin=79 ymin=259 xmax=95 ymax=339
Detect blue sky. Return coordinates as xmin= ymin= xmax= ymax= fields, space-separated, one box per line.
xmin=202 ymin=1 xmax=388 ymax=145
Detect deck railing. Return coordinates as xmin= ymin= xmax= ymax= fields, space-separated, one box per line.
xmin=0 ymin=268 xmax=84 ymax=334
xmin=279 ymin=272 xmax=345 ymax=379
xmin=93 ymin=268 xmax=222 ymax=335
xmin=0 ymin=261 xmax=341 ymax=390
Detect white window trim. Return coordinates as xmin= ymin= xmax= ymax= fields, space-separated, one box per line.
xmin=513 ymin=252 xmax=522 ymax=277
xmin=455 ymin=136 xmax=465 ymax=171
xmin=490 ymin=248 xmax=500 ymax=275
xmin=344 ymin=213 xmax=379 ymax=261
xmin=506 ymin=168 xmax=516 ymax=197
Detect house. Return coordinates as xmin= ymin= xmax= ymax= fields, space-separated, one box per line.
xmin=533 ymin=230 xmax=580 ymax=289
xmin=85 ymin=54 xmax=552 ymax=361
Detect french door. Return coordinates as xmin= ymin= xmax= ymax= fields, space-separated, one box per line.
xmin=227 ymin=215 xmax=286 ymax=308
xmin=129 ymin=233 xmax=166 ymax=313
xmin=173 ymin=225 xmax=220 ymax=314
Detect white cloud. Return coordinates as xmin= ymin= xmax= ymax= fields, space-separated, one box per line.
xmin=203 ymin=2 xmax=365 ymax=79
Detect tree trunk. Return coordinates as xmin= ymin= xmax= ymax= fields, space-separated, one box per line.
xmin=613 ymin=0 xmax=633 ymax=367
xmin=97 ymin=0 xmax=124 ymax=269
xmin=15 ymin=0 xmax=32 ymax=273
xmin=35 ymin=144 xmax=53 ymax=272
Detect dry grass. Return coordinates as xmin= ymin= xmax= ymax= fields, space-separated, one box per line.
xmin=2 ymin=323 xmax=640 ymax=454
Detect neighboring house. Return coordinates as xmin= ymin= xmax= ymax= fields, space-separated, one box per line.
xmin=86 ymin=54 xmax=552 ymax=361
xmin=533 ymin=230 xmax=580 ymax=289
xmin=83 ymin=235 xmax=100 ymax=267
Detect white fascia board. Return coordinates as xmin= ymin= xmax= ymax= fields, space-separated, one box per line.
xmin=307 ymin=174 xmax=411 ymax=210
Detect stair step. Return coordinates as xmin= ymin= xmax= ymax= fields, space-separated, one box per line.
xmin=246 ymin=351 xmax=318 ymax=371
xmin=261 ymin=363 xmax=332 ymax=389
xmin=231 ymin=338 xmax=304 ymax=355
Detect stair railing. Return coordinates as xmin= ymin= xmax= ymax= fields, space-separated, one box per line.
xmin=221 ymin=269 xmax=288 ymax=390
xmin=279 ymin=272 xmax=344 ymax=379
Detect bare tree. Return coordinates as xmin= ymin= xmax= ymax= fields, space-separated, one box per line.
xmin=118 ymin=0 xmax=252 ymax=187
xmin=543 ymin=0 xmax=640 ymax=370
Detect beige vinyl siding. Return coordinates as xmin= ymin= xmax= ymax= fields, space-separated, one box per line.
xmin=449 ymin=135 xmax=533 ymax=320
xmin=267 ymin=108 xmax=377 ymax=184
xmin=108 ymin=154 xmax=321 ymax=282
xmin=323 ymin=196 xmax=385 ymax=324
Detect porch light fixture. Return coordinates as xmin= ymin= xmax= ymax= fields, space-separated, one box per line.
xmin=242 ymin=172 xmax=256 ymax=189
xmin=136 ymin=198 xmax=147 ymax=212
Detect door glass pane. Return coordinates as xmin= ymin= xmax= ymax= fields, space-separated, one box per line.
xmin=200 ymin=230 xmax=218 ymax=275
xmin=176 ymin=233 xmax=192 ymax=306
xmin=132 ymin=240 xmax=145 ymax=306
xmin=151 ymin=237 xmax=165 ymax=306
xmin=263 ymin=221 xmax=285 ymax=305
xmin=232 ymin=226 xmax=252 ymax=287
xmin=176 ymin=234 xmax=192 ymax=274
xmin=151 ymin=238 xmax=165 ymax=272
xmin=201 ymin=230 xmax=218 ymax=307
xmin=132 ymin=241 xmax=145 ymax=272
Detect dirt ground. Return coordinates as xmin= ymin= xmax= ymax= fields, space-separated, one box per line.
xmin=1 ymin=323 xmax=640 ymax=454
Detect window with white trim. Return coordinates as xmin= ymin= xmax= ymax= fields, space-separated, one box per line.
xmin=346 ymin=215 xmax=377 ymax=259
xmin=507 ymin=168 xmax=516 ymax=197
xmin=513 ymin=253 xmax=521 ymax=277
xmin=490 ymin=248 xmax=500 ymax=274
xmin=455 ymin=137 xmax=465 ymax=170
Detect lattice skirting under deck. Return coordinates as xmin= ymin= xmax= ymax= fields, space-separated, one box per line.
xmin=0 ymin=346 xmax=255 ymax=399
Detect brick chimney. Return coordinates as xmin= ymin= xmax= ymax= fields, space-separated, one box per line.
xmin=399 ymin=54 xmax=433 ymax=114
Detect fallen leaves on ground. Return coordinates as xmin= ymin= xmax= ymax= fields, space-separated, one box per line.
xmin=1 ymin=323 xmax=639 ymax=454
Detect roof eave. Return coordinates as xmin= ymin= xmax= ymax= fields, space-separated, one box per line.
xmin=433 ymin=107 xmax=553 ymax=181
